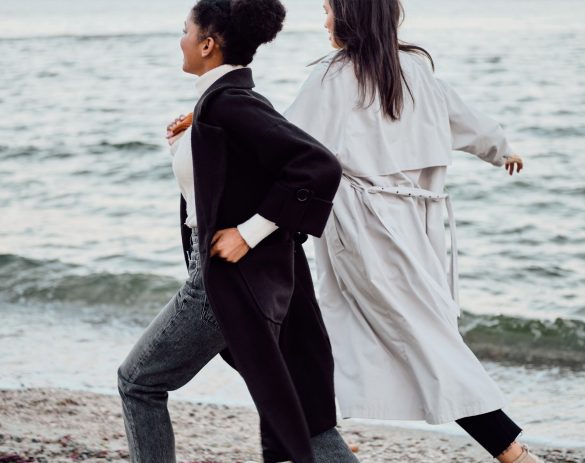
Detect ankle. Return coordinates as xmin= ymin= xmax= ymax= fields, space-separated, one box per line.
xmin=496 ymin=441 xmax=524 ymax=463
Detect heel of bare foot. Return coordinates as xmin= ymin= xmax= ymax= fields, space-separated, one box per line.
xmin=497 ymin=442 xmax=544 ymax=463
xmin=511 ymin=444 xmax=544 ymax=463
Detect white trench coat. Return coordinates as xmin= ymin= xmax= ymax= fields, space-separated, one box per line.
xmin=285 ymin=51 xmax=511 ymax=424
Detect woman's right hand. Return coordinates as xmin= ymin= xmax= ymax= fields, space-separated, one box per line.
xmin=504 ymin=154 xmax=524 ymax=176
xmin=166 ymin=115 xmax=187 ymax=146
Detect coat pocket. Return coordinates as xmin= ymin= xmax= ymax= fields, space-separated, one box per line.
xmin=237 ymin=240 xmax=295 ymax=325
xmin=326 ymin=212 xmax=345 ymax=255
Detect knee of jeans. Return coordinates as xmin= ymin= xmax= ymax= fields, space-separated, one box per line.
xmin=117 ymin=362 xmax=143 ymax=396
xmin=117 ymin=365 xmax=131 ymax=393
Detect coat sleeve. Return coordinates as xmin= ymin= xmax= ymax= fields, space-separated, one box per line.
xmin=207 ymin=90 xmax=342 ymax=237
xmin=437 ymin=79 xmax=513 ymax=167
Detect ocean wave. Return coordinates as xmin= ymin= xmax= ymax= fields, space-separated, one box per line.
xmin=460 ymin=312 xmax=585 ymax=368
xmin=0 ymin=145 xmax=43 ymax=160
xmin=90 ymin=140 xmax=161 ymax=153
xmin=0 ymin=254 xmax=178 ymax=311
xmin=1 ymin=253 xmax=584 ymax=368
xmin=519 ymin=126 xmax=585 ymax=138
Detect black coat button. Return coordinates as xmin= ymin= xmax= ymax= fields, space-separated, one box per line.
xmin=296 ymin=188 xmax=311 ymax=202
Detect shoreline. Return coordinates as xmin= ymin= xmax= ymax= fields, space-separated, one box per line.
xmin=1 ymin=389 xmax=584 ymax=462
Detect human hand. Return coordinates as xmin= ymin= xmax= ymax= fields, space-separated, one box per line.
xmin=166 ymin=114 xmax=190 ymax=146
xmin=210 ymin=228 xmax=251 ymax=263
xmin=504 ymin=154 xmax=523 ymax=176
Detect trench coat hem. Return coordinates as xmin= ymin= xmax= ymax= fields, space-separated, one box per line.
xmin=341 ymin=397 xmax=508 ymax=425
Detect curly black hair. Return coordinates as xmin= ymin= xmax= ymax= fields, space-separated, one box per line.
xmin=192 ymin=0 xmax=286 ymax=66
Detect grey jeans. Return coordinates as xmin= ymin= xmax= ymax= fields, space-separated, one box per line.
xmin=117 ymin=229 xmax=358 ymax=463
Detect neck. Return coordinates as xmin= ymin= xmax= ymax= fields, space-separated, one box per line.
xmin=197 ymin=58 xmax=226 ymax=77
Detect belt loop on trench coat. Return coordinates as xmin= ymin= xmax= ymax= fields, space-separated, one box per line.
xmin=346 ymin=177 xmax=460 ymax=308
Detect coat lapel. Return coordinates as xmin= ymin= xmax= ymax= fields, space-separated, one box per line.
xmin=189 ymin=68 xmax=255 ymax=254
xmin=190 ymin=122 xmax=226 ymax=253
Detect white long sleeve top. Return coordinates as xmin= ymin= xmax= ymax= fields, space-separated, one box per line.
xmin=169 ymin=64 xmax=278 ymax=248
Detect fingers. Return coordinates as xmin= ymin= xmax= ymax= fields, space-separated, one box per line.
xmin=211 ymin=230 xmax=223 ymax=246
xmin=166 ymin=114 xmax=186 ymax=132
xmin=226 ymin=245 xmax=250 ymax=263
xmin=210 ymin=230 xmax=226 ymax=257
xmin=504 ymin=154 xmax=524 ymax=176
xmin=167 ymin=114 xmax=186 ymax=129
xmin=505 ymin=161 xmax=523 ymax=176
xmin=222 ymin=247 xmax=249 ymax=263
xmin=209 ymin=229 xmax=250 ymax=263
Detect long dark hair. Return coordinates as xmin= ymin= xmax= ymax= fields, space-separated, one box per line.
xmin=327 ymin=0 xmax=433 ymax=120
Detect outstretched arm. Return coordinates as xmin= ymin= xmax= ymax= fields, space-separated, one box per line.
xmin=437 ymin=79 xmax=523 ymax=175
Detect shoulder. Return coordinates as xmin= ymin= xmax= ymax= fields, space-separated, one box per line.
xmin=297 ymin=51 xmax=349 ymax=100
xmin=308 ymin=51 xmax=348 ymax=78
xmin=399 ymin=50 xmax=441 ymax=98
xmin=205 ymin=87 xmax=286 ymax=133
xmin=400 ymin=50 xmax=435 ymax=78
xmin=208 ymin=87 xmax=269 ymax=107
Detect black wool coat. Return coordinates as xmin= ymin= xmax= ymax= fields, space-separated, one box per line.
xmin=179 ymin=68 xmax=342 ymax=463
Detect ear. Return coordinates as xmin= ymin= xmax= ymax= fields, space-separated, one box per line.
xmin=201 ymin=37 xmax=217 ymax=58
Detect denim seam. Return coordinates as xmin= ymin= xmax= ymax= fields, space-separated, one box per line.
xmin=119 ymin=386 xmax=142 ymax=463
xmin=127 ymin=296 xmax=190 ymax=383
xmin=198 ymin=288 xmax=218 ymax=329
xmin=187 ymin=257 xmax=219 ymax=330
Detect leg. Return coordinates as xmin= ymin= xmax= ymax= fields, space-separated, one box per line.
xmin=261 ymin=421 xmax=358 ymax=463
xmin=310 ymin=428 xmax=359 ymax=463
xmin=260 ymin=243 xmax=359 ymax=463
xmin=457 ymin=409 xmax=526 ymax=461
xmin=117 ymin=250 xmax=226 ymax=463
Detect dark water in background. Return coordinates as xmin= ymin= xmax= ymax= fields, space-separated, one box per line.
xmin=1 ymin=0 xmax=584 ymax=446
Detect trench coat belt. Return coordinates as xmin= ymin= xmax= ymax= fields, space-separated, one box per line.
xmin=346 ymin=178 xmax=460 ymax=306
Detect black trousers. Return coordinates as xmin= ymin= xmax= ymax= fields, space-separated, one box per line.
xmin=456 ymin=409 xmax=522 ymax=457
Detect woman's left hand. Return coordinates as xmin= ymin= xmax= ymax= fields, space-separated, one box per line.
xmin=210 ymin=228 xmax=250 ymax=263
xmin=504 ymin=154 xmax=523 ymax=176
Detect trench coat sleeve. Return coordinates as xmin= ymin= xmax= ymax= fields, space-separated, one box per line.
xmin=437 ymin=79 xmax=513 ymax=166
xmin=207 ymin=90 xmax=342 ymax=237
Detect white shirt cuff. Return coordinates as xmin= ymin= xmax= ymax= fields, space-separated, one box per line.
xmin=237 ymin=214 xmax=279 ymax=248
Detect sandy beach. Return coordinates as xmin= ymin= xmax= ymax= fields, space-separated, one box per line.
xmin=0 ymin=389 xmax=582 ymax=463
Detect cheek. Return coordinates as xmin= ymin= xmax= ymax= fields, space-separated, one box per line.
xmin=182 ymin=35 xmax=198 ymax=59
xmin=326 ymin=14 xmax=334 ymax=32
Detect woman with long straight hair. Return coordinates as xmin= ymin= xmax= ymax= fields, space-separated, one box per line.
xmin=284 ymin=0 xmax=542 ymax=462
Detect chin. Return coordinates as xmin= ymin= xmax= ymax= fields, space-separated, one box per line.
xmin=182 ymin=63 xmax=196 ymax=75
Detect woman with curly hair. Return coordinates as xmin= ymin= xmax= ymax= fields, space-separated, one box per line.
xmin=284 ymin=0 xmax=542 ymax=462
xmin=117 ymin=1 xmax=360 ymax=462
